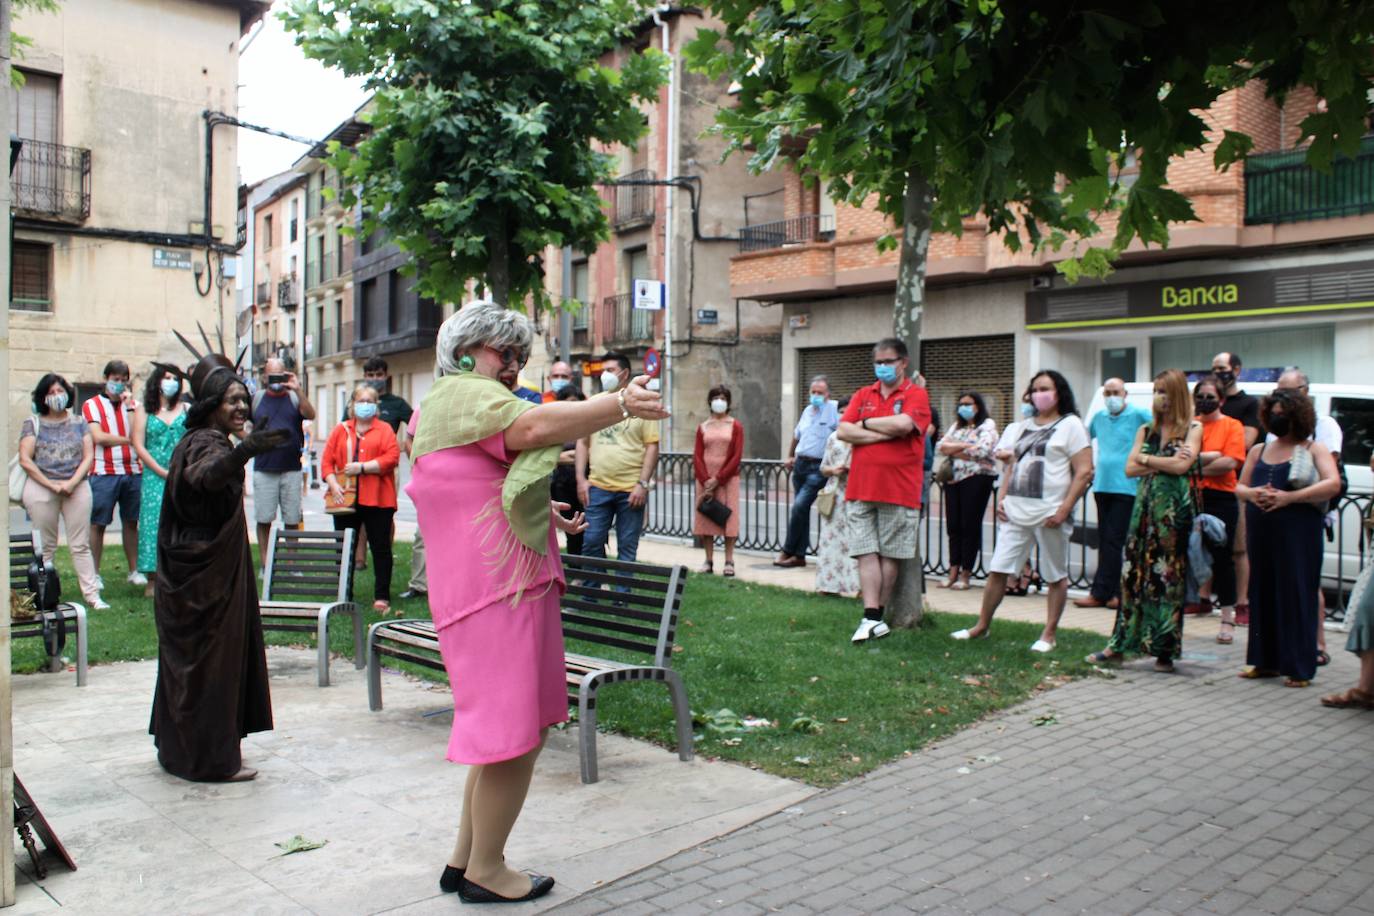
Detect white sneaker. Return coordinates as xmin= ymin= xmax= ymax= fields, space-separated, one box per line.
xmin=89 ymin=596 xmax=110 ymax=610
xmin=851 ymin=618 xmax=891 ymax=643
xmin=95 ymin=575 xmax=104 ymax=591
xmin=127 ymin=571 xmax=148 ymax=586
xmin=1030 ymin=639 xmax=1056 ymax=653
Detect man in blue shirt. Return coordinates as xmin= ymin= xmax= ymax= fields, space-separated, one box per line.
xmin=1076 ymin=378 xmax=1149 ymax=609
xmin=776 ymin=375 xmax=839 ymax=567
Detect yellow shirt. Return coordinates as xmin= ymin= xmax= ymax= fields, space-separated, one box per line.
xmin=588 ymin=417 xmax=660 ymax=492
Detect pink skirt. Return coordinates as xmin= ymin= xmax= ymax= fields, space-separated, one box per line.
xmin=437 ymin=587 xmax=569 ymax=764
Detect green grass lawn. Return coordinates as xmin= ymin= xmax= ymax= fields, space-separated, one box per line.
xmin=17 ymin=544 xmax=1105 ymax=786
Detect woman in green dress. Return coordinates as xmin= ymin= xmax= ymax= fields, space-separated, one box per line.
xmin=133 ymin=367 xmax=188 ymax=596
xmin=1087 ymin=369 xmax=1202 ymax=672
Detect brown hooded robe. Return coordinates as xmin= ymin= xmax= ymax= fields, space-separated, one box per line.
xmin=149 ymin=427 xmax=272 ymax=780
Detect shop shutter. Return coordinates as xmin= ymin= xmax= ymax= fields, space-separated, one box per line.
xmin=920 ymin=335 xmax=1016 ymax=431
xmin=798 ymin=344 xmax=876 ymax=412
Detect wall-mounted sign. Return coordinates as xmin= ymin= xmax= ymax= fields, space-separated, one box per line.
xmin=696 ymin=309 xmax=719 ymax=325
xmin=634 ymin=278 xmax=666 ymax=311
xmin=1026 ymin=259 xmax=1374 ymax=331
xmin=581 ymin=360 xmax=605 ymax=377
xmin=789 ymin=314 xmax=810 ymax=330
xmin=152 ymin=248 xmax=192 ymax=270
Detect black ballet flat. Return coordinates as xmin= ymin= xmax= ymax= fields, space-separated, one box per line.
xmin=439 ymin=865 xmax=464 ymax=893
xmin=457 ymin=874 xmax=555 ymax=904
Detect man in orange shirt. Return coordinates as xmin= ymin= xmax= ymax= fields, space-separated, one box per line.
xmin=1193 ymin=374 xmax=1246 ymax=643
xmin=837 ymin=338 xmax=931 ymax=643
xmin=541 ymin=361 xmax=575 ymax=403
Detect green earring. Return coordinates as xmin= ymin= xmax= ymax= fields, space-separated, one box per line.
xmin=458 ymin=353 xmax=476 ymax=372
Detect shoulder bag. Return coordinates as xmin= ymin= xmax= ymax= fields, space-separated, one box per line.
xmin=697 ymin=494 xmax=732 ymax=527
xmin=325 ymin=425 xmax=358 ymax=515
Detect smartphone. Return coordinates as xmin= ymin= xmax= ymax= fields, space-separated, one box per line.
xmin=267 ymin=373 xmax=287 ymax=386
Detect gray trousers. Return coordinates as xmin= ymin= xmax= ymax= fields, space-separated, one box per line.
xmin=408 ymin=527 xmax=427 ymax=591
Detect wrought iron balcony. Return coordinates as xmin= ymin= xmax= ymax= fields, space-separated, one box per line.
xmin=11 ymin=139 xmax=91 ymax=222
xmin=278 ymin=274 xmax=299 ymax=312
xmin=738 ymin=213 xmax=835 ymax=252
xmin=602 ymin=292 xmax=655 ymax=345
xmin=1245 ymin=135 xmax=1374 ymax=225
xmin=613 ymin=169 xmax=656 ymax=229
xmin=256 ymin=281 xmax=272 ymax=306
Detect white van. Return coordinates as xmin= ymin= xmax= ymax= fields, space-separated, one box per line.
xmin=1081 ymin=380 xmax=1374 ymax=608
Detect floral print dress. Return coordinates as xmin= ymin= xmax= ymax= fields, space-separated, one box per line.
xmin=815 ymin=432 xmax=860 ymax=597
xmin=1107 ymin=426 xmax=1195 ymax=662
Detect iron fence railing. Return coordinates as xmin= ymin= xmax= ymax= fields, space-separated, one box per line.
xmin=11 ymin=139 xmax=91 ymax=221
xmin=1245 ymin=135 xmax=1374 ymax=225
xmin=613 ymin=168 xmax=656 ymax=228
xmin=643 ymin=454 xmax=1373 ymax=622
xmin=278 ymin=275 xmax=299 ymax=311
xmin=738 ymin=213 xmax=835 ymax=253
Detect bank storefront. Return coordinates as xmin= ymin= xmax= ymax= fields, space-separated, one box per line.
xmin=1024 ymin=249 xmax=1374 ymax=397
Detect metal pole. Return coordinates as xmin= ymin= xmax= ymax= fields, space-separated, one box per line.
xmin=559 ymin=245 xmax=572 ymax=365
xmin=1 ymin=0 xmax=16 ymax=903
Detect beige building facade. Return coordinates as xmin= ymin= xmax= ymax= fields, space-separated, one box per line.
xmin=8 ymin=0 xmax=266 ymax=445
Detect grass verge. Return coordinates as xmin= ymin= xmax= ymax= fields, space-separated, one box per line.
xmin=17 ymin=544 xmax=1104 ymax=786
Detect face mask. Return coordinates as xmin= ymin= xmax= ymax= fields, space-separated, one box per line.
xmin=1268 ymin=415 xmax=1291 ymax=437
xmin=600 ymin=371 xmax=620 ymax=393
xmin=1104 ymin=395 xmax=1125 ymax=415
xmin=957 ymin=404 xmax=975 ymax=421
xmin=1153 ymin=393 xmax=1168 ymax=411
xmin=874 ymin=363 xmax=898 ymax=384
xmin=160 ymin=379 xmax=181 ymax=399
xmin=1030 ymin=390 xmax=1057 ymax=413
xmin=809 ymin=394 xmax=826 ymax=410
xmin=45 ymin=393 xmax=68 ymax=413
xmin=1020 ymin=402 xmax=1036 ymax=419
xmin=550 ymin=378 xmax=571 ymax=393
xmin=1215 ymin=370 xmax=1235 ymax=387
xmin=710 ymin=398 xmax=729 ymax=415
xmin=366 ymin=379 xmax=386 ymax=392
xmin=1195 ymin=397 xmax=1219 ymax=414
xmin=353 ymin=402 xmax=378 ymax=420
xmin=106 ymin=380 xmax=125 ymax=397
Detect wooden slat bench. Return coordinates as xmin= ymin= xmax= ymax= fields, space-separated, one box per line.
xmin=9 ymin=532 xmax=88 ymax=687
xmin=260 ymin=525 xmax=361 ymax=687
xmin=367 ymin=554 xmax=692 ymax=784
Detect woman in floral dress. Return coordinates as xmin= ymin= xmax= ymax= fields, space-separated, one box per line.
xmin=133 ymin=366 xmax=188 ymax=596
xmin=815 ymin=397 xmax=860 ymax=597
xmin=1087 ymin=369 xmax=1201 ymax=672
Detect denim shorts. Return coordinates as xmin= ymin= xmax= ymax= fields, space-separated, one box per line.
xmin=89 ymin=473 xmax=142 ymax=526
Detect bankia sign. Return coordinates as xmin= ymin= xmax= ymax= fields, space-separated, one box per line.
xmin=1025 ymin=260 xmax=1374 ymax=330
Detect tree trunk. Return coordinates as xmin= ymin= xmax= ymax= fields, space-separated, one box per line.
xmin=486 ymin=226 xmax=512 ymax=306
xmin=888 ymin=170 xmax=933 ymax=630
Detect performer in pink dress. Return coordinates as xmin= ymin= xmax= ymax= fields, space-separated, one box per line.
xmin=407 ymin=300 xmax=668 ymax=905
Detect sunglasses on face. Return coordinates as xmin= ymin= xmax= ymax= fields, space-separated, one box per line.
xmin=486 ymin=345 xmax=529 ymax=368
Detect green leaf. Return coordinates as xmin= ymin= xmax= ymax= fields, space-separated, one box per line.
xmin=275 ymin=835 xmax=328 ymax=856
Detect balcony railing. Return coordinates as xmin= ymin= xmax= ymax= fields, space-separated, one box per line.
xmin=11 ymin=139 xmax=91 ymax=222
xmin=278 ymin=274 xmax=299 ymax=311
xmin=613 ymin=169 xmax=656 ymax=229
xmin=738 ymin=213 xmax=835 ymax=252
xmin=255 ymin=281 xmax=272 ymax=306
xmin=1245 ymin=135 xmax=1374 ymax=225
xmin=602 ymin=292 xmax=655 ymax=345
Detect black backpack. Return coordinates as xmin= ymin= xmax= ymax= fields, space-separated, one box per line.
xmin=26 ymin=556 xmax=65 ymax=659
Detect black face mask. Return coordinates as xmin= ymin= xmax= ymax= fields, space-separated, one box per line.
xmin=1214 ymin=370 xmax=1236 ymax=387
xmin=1195 ymin=397 xmax=1219 ymax=414
xmin=1268 ymin=415 xmax=1291 ymax=437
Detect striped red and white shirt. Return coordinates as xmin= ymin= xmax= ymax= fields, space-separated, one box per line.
xmin=82 ymin=394 xmax=143 ymax=476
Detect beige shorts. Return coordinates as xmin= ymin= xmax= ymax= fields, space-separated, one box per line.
xmin=988 ymin=519 xmax=1073 ymax=584
xmin=847 ymin=500 xmax=918 ymax=559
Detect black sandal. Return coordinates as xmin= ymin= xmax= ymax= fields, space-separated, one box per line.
xmin=1316 ymin=649 xmax=1331 ymax=667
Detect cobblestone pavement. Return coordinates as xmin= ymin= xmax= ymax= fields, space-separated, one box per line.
xmin=550 ymin=635 xmax=1374 ymax=915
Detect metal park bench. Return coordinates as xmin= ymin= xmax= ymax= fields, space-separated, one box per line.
xmin=9 ymin=532 xmax=88 ymax=687
xmin=259 ymin=525 xmax=361 ymax=687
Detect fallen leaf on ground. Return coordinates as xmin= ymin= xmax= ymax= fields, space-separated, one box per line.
xmin=793 ymin=756 xmax=811 ymax=766
xmin=275 ymin=835 xmax=327 ymax=856
xmin=1031 ymin=713 xmax=1058 ymax=726
xmin=832 ymin=717 xmax=849 ymax=723
xmin=962 ymin=676 xmax=984 ymax=687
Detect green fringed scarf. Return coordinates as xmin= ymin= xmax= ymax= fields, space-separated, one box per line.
xmin=410 ymin=373 xmax=561 ymax=555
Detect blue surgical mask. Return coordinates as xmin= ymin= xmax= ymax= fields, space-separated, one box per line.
xmin=957 ymin=404 xmax=975 ymax=421
xmin=874 ymin=364 xmax=898 ymax=384
xmin=1020 ymin=402 xmax=1036 ymax=419
xmin=106 ymin=380 xmax=126 ymax=397
xmin=353 ymin=402 xmax=378 ymax=420
xmin=551 ymin=378 xmax=571 ymax=393
xmin=160 ymin=379 xmax=181 ymax=399
xmin=1104 ymin=395 xmax=1125 ymax=415
xmin=809 ymin=394 xmax=826 ymax=410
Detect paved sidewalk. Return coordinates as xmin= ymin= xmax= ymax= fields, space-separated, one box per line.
xmin=551 ymin=634 xmax=1374 ymax=915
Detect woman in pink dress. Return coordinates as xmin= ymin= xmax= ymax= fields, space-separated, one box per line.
xmin=692 ymin=385 xmax=744 ymax=575
xmin=407 ymin=301 xmax=669 ymax=904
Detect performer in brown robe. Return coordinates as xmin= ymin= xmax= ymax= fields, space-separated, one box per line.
xmin=149 ymin=354 xmax=289 ymax=782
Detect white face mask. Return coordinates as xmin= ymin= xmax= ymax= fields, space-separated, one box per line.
xmin=710 ymin=398 xmax=729 ymax=414
xmin=600 ymin=370 xmax=620 ymax=393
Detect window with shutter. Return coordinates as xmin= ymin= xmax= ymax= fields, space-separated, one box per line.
xmin=11 ymin=242 xmax=52 ymax=312
xmin=10 ymin=70 xmax=58 ymax=143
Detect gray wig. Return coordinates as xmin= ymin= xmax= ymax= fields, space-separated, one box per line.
xmin=435 ymin=299 xmax=534 ymax=376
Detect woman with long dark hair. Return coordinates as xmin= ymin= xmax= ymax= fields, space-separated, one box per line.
xmin=952 ymin=370 xmax=1092 ymax=652
xmin=131 ymin=366 xmax=188 ymax=596
xmin=935 ymin=390 xmax=998 ymax=590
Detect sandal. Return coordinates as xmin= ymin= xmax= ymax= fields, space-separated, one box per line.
xmin=1284 ymin=678 xmax=1311 ymax=689
xmin=1154 ymin=659 xmax=1175 ymax=673
xmin=1238 ymin=667 xmax=1280 ymax=679
xmin=1085 ymin=650 xmax=1122 ymax=665
xmin=1234 ymin=603 xmax=1250 ymax=627
xmin=1216 ymin=620 xmax=1234 ymax=645
xmin=723 ymin=562 xmax=735 ymax=578
xmin=698 ymin=562 xmax=714 ymax=574
xmin=1320 ymin=687 xmax=1374 ymax=709
xmin=1006 ymin=582 xmax=1029 ymax=597
xmin=950 ymin=580 xmax=970 ymax=591
xmin=373 ymin=600 xmax=391 ymax=614
xmin=1315 ymin=649 xmax=1331 ymax=667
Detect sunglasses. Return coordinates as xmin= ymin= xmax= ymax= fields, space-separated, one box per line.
xmin=485 ymin=344 xmax=529 ymax=368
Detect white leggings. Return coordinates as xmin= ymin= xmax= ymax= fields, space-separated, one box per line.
xmin=22 ymin=477 xmax=101 ymax=602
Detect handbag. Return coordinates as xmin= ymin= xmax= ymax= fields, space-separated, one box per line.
xmin=1287 ymin=442 xmax=1320 ymax=492
xmin=932 ymin=455 xmax=954 ymax=485
xmin=324 ymin=426 xmax=359 ymax=516
xmin=697 ymin=494 xmax=732 ymax=527
xmin=816 ymin=487 xmax=837 ymax=518
xmin=9 ymin=453 xmax=28 ymax=505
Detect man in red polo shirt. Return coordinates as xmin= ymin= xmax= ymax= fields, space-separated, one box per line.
xmin=838 ymin=338 xmax=931 ymax=643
